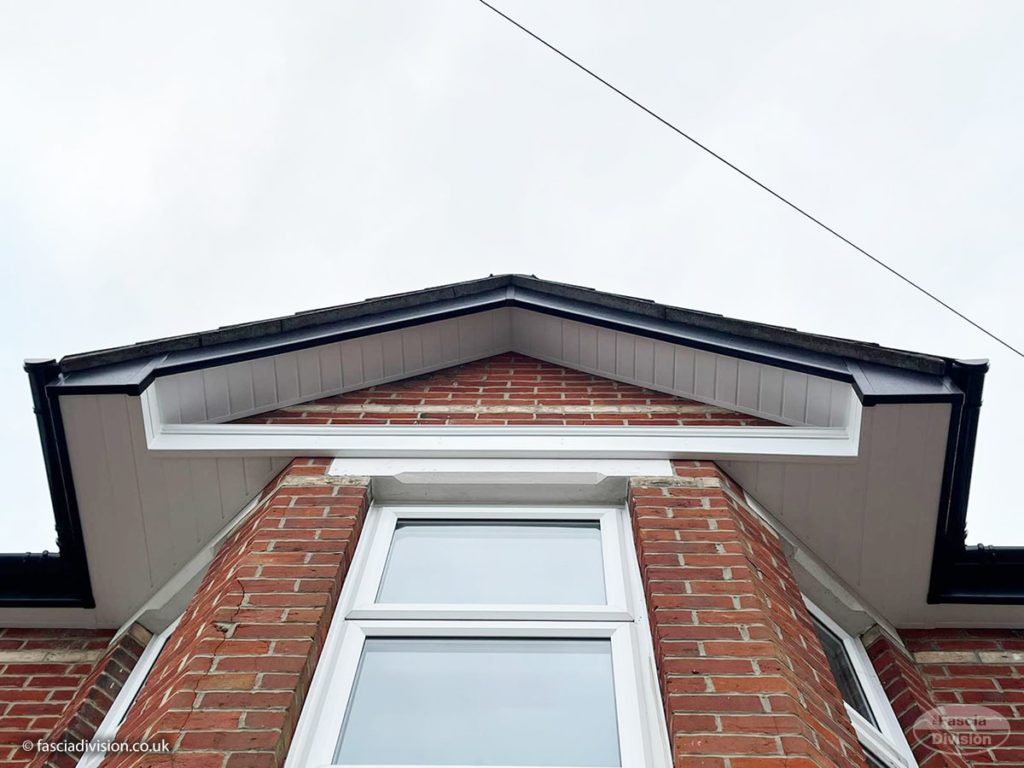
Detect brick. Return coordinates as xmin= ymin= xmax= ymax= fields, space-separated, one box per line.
xmin=676 ymin=734 xmax=781 ymax=755
xmin=179 ymin=730 xmax=280 ymax=750
xmin=236 ymin=353 xmax=779 ymax=428
xmin=98 ymin=461 xmax=370 ymax=768
xmin=0 ymin=625 xmax=146 ymax=768
xmin=632 ymin=463 xmax=870 ymax=768
xmin=979 ymin=650 xmax=1024 ymax=663
xmin=900 ymin=629 xmax=1022 ymax=758
xmin=914 ymin=651 xmax=979 ymax=664
xmin=225 ymin=753 xmax=276 ymax=768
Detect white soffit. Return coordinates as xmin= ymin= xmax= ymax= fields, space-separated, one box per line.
xmin=723 ymin=403 xmax=1024 ymax=628
xmin=58 ymin=393 xmax=289 ymax=627
xmin=146 ymin=308 xmax=857 ymax=431
xmin=136 ymin=309 xmax=863 ymax=462
xmin=140 ymin=308 xmax=861 ymax=468
xmin=32 ymin=309 xmax=1014 ymax=629
xmin=508 ymin=309 xmax=853 ymax=428
xmin=150 ymin=310 xmax=514 ymax=425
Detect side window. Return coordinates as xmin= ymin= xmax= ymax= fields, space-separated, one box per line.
xmin=291 ymin=504 xmax=670 ymax=768
xmin=805 ymin=599 xmax=916 ymax=768
xmin=77 ymin=616 xmax=181 ymax=768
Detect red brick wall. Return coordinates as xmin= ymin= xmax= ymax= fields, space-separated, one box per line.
xmin=104 ymin=458 xmax=370 ymax=768
xmin=0 ymin=627 xmax=115 ymax=766
xmin=237 ymin=353 xmax=778 ymax=427
xmin=630 ymin=460 xmax=868 ymax=768
xmin=26 ymin=626 xmax=149 ymax=768
xmin=8 ymin=362 xmax=1022 ymax=768
xmin=868 ymin=629 xmax=1024 ymax=767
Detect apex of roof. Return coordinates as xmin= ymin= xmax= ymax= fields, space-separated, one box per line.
xmin=54 ymin=274 xmax=971 ymax=378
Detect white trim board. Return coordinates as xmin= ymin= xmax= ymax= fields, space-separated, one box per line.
xmin=143 ymin=421 xmax=859 ymax=461
xmin=328 ymin=458 xmax=673 ymax=481
xmin=334 ymin=458 xmax=668 ymax=505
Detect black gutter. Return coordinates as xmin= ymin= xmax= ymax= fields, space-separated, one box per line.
xmin=0 ymin=361 xmax=94 ymax=607
xmin=926 ymin=360 xmax=1024 ymax=604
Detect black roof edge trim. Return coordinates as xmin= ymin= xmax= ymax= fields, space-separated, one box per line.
xmin=57 ymin=275 xmax=953 ymax=378
xmin=56 ymin=276 xmax=514 ymax=373
xmin=925 ymin=360 xmax=1024 ymax=604
xmin=499 ymin=287 xmax=959 ymax=406
xmin=510 ymin=288 xmax=858 ymax=385
xmin=508 ymin=275 xmax=950 ymax=375
xmin=51 ymin=286 xmax=961 ymax=409
xmin=57 ymin=290 xmax=515 ymax=397
xmin=2 ymin=361 xmax=95 ymax=608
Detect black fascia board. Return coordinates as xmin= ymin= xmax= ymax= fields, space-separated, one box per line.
xmin=506 ymin=287 xmax=960 ymax=405
xmin=51 ymin=283 xmax=955 ymax=405
xmin=2 ymin=360 xmax=95 ymax=607
xmin=57 ymin=274 xmax=953 ymax=380
xmin=55 ymin=288 xmax=515 ymax=396
xmin=52 ymin=286 xmax=862 ymax=396
xmin=8 ymin=275 xmax=1018 ymax=607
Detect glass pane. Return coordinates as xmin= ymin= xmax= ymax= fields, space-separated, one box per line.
xmin=811 ymin=616 xmax=876 ymax=726
xmin=335 ymin=638 xmax=621 ymax=766
xmin=377 ymin=521 xmax=607 ymax=605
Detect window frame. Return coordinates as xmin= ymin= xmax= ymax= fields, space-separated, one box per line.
xmin=321 ymin=620 xmax=643 ymax=768
xmin=289 ymin=502 xmax=671 ymax=768
xmin=348 ymin=506 xmax=630 ymax=621
xmin=804 ymin=598 xmax=916 ymax=768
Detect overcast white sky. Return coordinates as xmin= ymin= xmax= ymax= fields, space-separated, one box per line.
xmin=1 ymin=1 xmax=1022 ymax=552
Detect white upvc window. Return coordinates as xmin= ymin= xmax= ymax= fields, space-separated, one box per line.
xmin=77 ymin=615 xmax=181 ymax=768
xmin=290 ymin=504 xmax=671 ymax=768
xmin=804 ymin=599 xmax=916 ymax=768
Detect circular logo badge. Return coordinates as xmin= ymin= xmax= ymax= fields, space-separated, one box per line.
xmin=912 ymin=704 xmax=1010 ymax=756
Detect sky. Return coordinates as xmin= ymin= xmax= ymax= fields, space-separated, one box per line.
xmin=1 ymin=1 xmax=1022 ymax=552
